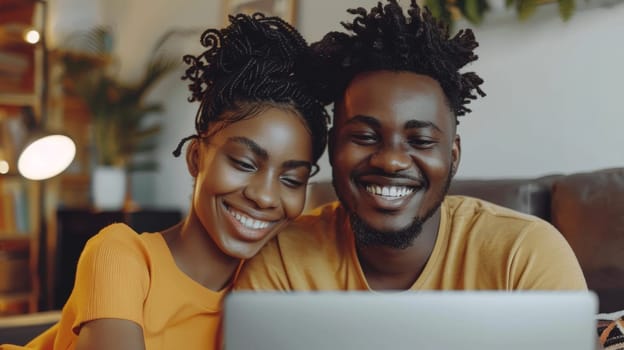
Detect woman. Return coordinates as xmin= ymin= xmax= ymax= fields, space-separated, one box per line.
xmin=1 ymin=12 xmax=328 ymax=350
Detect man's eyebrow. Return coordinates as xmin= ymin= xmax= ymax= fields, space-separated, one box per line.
xmin=228 ymin=136 xmax=267 ymax=160
xmin=345 ymin=115 xmax=381 ymax=128
xmin=404 ymin=120 xmax=441 ymax=132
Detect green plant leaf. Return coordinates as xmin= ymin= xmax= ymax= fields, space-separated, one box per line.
xmin=517 ymin=0 xmax=539 ymax=20
xmin=426 ymin=0 xmax=454 ymax=27
xmin=56 ymin=27 xmax=201 ymax=170
xmin=458 ymin=0 xmax=490 ymax=24
xmin=558 ymin=0 xmax=576 ymax=20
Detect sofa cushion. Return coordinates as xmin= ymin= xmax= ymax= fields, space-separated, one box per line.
xmin=448 ymin=178 xmax=553 ymax=220
xmin=305 ymin=178 xmax=554 ymax=220
xmin=550 ymin=168 xmax=624 ymax=313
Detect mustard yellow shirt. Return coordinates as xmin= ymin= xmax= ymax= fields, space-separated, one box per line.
xmin=236 ymin=196 xmax=587 ymax=291
xmin=1 ymin=223 xmax=230 ymax=350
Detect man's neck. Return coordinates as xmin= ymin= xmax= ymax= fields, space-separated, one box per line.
xmin=356 ymin=209 xmax=441 ymax=291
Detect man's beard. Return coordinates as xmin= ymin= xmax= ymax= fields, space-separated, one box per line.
xmin=344 ymin=165 xmax=453 ymax=250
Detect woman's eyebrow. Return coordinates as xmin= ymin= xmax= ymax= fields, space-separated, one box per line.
xmin=282 ymin=160 xmax=312 ymax=171
xmin=228 ymin=136 xmax=268 ymax=160
xmin=228 ymin=136 xmax=312 ymax=170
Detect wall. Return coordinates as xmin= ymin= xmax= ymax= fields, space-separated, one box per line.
xmin=298 ymin=0 xmax=624 ymax=181
xmin=51 ymin=0 xmax=624 ymax=213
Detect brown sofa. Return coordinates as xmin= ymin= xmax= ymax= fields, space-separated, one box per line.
xmin=303 ymin=167 xmax=624 ymax=313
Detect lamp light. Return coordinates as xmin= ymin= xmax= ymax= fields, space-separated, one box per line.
xmin=24 ymin=29 xmax=41 ymax=44
xmin=17 ymin=133 xmax=76 ymax=180
xmin=15 ymin=104 xmax=76 ymax=181
xmin=14 ymin=0 xmax=76 ymax=182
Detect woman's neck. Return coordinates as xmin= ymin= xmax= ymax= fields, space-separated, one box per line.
xmin=161 ymin=214 xmax=240 ymax=291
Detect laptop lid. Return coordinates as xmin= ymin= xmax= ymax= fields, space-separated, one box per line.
xmin=223 ymin=291 xmax=598 ymax=350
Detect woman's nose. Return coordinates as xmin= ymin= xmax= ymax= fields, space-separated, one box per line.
xmin=243 ymin=172 xmax=280 ymax=209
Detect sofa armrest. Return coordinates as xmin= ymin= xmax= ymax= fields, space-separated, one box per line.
xmin=550 ymin=167 xmax=624 ymax=313
xmin=0 ymin=310 xmax=60 ymax=346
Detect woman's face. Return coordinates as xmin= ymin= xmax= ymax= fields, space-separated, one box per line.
xmin=188 ymin=106 xmax=314 ymax=259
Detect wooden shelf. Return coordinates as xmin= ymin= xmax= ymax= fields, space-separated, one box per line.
xmin=0 ymin=235 xmax=31 ymax=245
xmin=0 ymin=291 xmax=35 ymax=316
xmin=0 ymin=92 xmax=37 ymax=107
xmin=0 ymin=0 xmax=44 ymax=315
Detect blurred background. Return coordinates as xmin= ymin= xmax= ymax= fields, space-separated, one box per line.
xmin=0 ymin=0 xmax=622 ymax=315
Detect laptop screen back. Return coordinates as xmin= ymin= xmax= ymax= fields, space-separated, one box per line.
xmin=223 ymin=291 xmax=598 ymax=350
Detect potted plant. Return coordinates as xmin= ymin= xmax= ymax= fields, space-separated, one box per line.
xmin=57 ymin=28 xmax=180 ymax=210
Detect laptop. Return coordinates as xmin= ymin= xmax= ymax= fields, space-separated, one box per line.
xmin=223 ymin=291 xmax=598 ymax=350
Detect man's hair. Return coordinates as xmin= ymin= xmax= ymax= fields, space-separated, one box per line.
xmin=310 ymin=0 xmax=486 ymax=122
xmin=174 ymin=13 xmax=329 ymax=163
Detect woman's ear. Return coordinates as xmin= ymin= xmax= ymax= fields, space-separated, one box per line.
xmin=451 ymin=133 xmax=461 ymax=178
xmin=186 ymin=139 xmax=201 ymax=177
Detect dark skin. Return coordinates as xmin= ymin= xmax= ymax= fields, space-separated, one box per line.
xmin=329 ymin=70 xmax=460 ymax=290
xmin=75 ymin=106 xmax=314 ymax=350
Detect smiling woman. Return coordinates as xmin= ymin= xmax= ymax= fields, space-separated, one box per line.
xmin=0 ymin=11 xmax=328 ymax=350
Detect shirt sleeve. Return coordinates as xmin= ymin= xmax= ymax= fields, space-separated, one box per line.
xmin=70 ymin=224 xmax=150 ymax=333
xmin=509 ymin=221 xmax=588 ymax=290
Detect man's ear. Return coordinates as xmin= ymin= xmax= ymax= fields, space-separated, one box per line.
xmin=451 ymin=133 xmax=461 ymax=178
xmin=327 ymin=127 xmax=335 ymax=167
xmin=186 ymin=139 xmax=201 ymax=177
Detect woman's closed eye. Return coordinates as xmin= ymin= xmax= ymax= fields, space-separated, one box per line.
xmin=279 ymin=174 xmax=307 ymax=189
xmin=229 ymin=156 xmax=257 ymax=172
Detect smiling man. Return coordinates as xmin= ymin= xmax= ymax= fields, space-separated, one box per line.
xmin=235 ymin=0 xmax=587 ymax=292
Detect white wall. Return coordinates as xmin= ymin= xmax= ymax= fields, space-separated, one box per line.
xmin=298 ymin=0 xmax=624 ymax=181
xmin=51 ymin=0 xmax=624 ymax=213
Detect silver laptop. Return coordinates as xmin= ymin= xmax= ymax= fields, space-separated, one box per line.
xmin=223 ymin=291 xmax=598 ymax=350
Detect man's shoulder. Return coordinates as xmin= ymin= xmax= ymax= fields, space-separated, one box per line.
xmin=280 ymin=201 xmax=344 ymax=238
xmin=445 ymin=195 xmax=547 ymax=225
xmin=256 ymin=201 xmax=347 ymax=257
xmin=443 ymin=195 xmax=560 ymax=241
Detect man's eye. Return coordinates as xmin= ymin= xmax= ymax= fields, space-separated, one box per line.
xmin=351 ymin=133 xmax=378 ymax=145
xmin=408 ymin=138 xmax=436 ymax=148
xmin=230 ymin=157 xmax=256 ymax=172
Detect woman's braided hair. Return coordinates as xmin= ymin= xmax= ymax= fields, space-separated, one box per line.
xmin=173 ymin=12 xmax=329 ymax=163
xmin=310 ymin=0 xmax=486 ymax=123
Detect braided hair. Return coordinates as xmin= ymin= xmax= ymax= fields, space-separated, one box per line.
xmin=173 ymin=13 xmax=329 ymax=164
xmin=310 ymin=0 xmax=486 ymax=123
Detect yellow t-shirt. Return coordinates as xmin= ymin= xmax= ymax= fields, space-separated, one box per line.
xmin=1 ymin=223 xmax=230 ymax=350
xmin=236 ymin=196 xmax=587 ymax=291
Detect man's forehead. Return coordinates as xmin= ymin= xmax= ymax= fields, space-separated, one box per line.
xmin=335 ymin=75 xmax=453 ymax=127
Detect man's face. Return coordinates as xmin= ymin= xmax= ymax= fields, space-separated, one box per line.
xmin=329 ymin=71 xmax=460 ymax=245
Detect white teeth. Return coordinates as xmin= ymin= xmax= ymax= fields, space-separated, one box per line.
xmin=229 ymin=208 xmax=270 ymax=229
xmin=365 ymin=185 xmax=414 ymax=198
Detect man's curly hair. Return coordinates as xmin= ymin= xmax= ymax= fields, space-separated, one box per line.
xmin=173 ymin=13 xmax=329 ymax=164
xmin=311 ymin=0 xmax=486 ymax=123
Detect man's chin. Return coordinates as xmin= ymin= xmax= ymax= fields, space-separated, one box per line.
xmin=349 ymin=213 xmax=423 ymax=250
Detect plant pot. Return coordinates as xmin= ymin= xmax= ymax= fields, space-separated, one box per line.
xmin=92 ymin=166 xmax=126 ymax=210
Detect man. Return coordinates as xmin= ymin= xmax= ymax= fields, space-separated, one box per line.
xmin=235 ymin=0 xmax=586 ymax=291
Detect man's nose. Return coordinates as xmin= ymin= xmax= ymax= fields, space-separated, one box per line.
xmin=369 ymin=143 xmax=411 ymax=173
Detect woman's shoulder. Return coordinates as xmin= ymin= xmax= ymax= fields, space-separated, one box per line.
xmin=81 ymin=223 xmax=149 ymax=260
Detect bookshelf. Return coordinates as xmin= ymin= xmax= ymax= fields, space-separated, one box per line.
xmin=0 ymin=0 xmax=44 ymax=316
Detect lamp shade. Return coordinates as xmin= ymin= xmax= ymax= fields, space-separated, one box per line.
xmin=17 ymin=133 xmax=76 ymax=180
